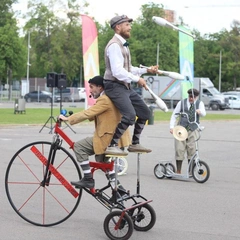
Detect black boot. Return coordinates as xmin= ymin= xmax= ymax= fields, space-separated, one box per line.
xmin=71 ymin=177 xmax=95 ymax=188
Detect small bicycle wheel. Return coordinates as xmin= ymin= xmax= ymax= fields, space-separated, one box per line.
xmin=129 ymin=203 xmax=156 ymax=231
xmin=192 ymin=160 xmax=210 ymax=183
xmin=103 ymin=210 xmax=134 ymax=240
xmin=115 ymin=157 xmax=128 ymax=176
xmin=165 ymin=163 xmax=176 ymax=178
xmin=153 ymin=163 xmax=166 ymax=179
xmin=5 ymin=141 xmax=82 ymax=227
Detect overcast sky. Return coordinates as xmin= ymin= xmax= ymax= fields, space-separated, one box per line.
xmin=13 ymin=0 xmax=240 ymax=35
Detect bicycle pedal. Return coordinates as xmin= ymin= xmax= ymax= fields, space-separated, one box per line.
xmin=94 ymin=189 xmax=103 ymax=195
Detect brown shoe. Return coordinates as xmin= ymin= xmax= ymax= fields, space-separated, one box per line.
xmin=128 ymin=144 xmax=152 ymax=153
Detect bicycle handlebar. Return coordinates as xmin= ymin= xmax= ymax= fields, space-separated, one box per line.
xmin=175 ymin=112 xmax=204 ymax=132
xmin=56 ymin=110 xmax=74 ymax=125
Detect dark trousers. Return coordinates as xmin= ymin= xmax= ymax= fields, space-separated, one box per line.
xmin=103 ymin=80 xmax=150 ymax=125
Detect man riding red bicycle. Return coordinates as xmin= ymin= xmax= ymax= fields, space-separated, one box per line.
xmin=59 ymin=75 xmax=130 ymax=198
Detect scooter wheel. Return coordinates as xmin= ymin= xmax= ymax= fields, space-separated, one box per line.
xmin=165 ymin=163 xmax=176 ymax=178
xmin=192 ymin=160 xmax=210 ymax=183
xmin=154 ymin=163 xmax=166 ymax=179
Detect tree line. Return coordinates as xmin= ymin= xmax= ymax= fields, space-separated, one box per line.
xmin=0 ymin=0 xmax=240 ymax=92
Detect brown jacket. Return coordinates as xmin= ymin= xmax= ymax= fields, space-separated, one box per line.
xmin=68 ymin=94 xmax=131 ymax=154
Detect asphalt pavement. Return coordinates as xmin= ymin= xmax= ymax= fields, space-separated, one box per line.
xmin=0 ymin=103 xmax=240 ymax=240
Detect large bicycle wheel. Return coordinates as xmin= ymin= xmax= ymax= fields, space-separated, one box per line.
xmin=5 ymin=141 xmax=82 ymax=227
xmin=153 ymin=163 xmax=166 ymax=179
xmin=115 ymin=157 xmax=128 ymax=176
xmin=103 ymin=210 xmax=133 ymax=240
xmin=192 ymin=160 xmax=210 ymax=183
xmin=129 ymin=203 xmax=156 ymax=231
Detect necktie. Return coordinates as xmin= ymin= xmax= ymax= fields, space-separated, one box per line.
xmin=189 ymin=103 xmax=195 ymax=122
xmin=123 ymin=41 xmax=129 ymax=47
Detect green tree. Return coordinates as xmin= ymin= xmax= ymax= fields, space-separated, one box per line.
xmin=1 ymin=0 xmax=238 ymax=93
xmin=219 ymin=21 xmax=240 ymax=90
xmin=0 ymin=0 xmax=25 ymax=97
xmin=23 ymin=0 xmax=87 ymax=86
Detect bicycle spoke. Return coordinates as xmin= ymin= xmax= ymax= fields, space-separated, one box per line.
xmin=5 ymin=141 xmax=82 ymax=226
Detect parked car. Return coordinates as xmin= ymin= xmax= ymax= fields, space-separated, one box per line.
xmin=78 ymin=87 xmax=86 ymax=101
xmin=222 ymin=91 xmax=240 ymax=97
xmin=222 ymin=91 xmax=240 ymax=95
xmin=222 ymin=94 xmax=240 ymax=109
xmin=54 ymin=88 xmax=79 ymax=102
xmin=24 ymin=91 xmax=52 ymax=103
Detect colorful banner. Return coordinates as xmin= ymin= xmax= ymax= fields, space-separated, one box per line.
xmin=179 ymin=26 xmax=194 ymax=99
xmin=81 ymin=14 xmax=100 ymax=108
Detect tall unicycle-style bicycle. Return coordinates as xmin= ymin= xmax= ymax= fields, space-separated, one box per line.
xmin=5 ymin=112 xmax=156 ymax=240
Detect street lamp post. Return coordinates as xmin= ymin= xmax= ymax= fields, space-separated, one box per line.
xmin=27 ymin=31 xmax=31 ymax=93
xmin=219 ymin=50 xmax=222 ymax=92
xmin=152 ymin=16 xmax=194 ymax=38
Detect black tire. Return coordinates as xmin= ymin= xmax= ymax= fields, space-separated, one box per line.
xmin=5 ymin=141 xmax=82 ymax=227
xmin=26 ymin=97 xmax=31 ymax=103
xmin=165 ymin=163 xmax=176 ymax=178
xmin=192 ymin=160 xmax=210 ymax=183
xmin=64 ymin=97 xmax=69 ymax=102
xmin=129 ymin=203 xmax=156 ymax=231
xmin=153 ymin=163 xmax=166 ymax=179
xmin=211 ymin=103 xmax=219 ymax=110
xmin=104 ymin=210 xmax=134 ymax=240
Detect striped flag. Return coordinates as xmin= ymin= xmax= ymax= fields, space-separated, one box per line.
xmin=81 ymin=14 xmax=100 ymax=108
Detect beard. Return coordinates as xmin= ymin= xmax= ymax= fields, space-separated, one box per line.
xmin=93 ymin=93 xmax=100 ymax=99
xmin=120 ymin=31 xmax=130 ymax=39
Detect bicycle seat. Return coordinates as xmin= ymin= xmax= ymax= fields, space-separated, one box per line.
xmin=89 ymin=161 xmax=114 ymax=172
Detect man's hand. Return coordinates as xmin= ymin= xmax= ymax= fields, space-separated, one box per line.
xmin=170 ymin=128 xmax=173 ymax=134
xmin=196 ymin=109 xmax=201 ymax=115
xmin=138 ymin=78 xmax=148 ymax=90
xmin=59 ymin=114 xmax=68 ymax=121
xmin=147 ymin=65 xmax=159 ymax=74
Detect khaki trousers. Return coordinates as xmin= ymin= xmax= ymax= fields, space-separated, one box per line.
xmin=175 ymin=130 xmax=197 ymax=161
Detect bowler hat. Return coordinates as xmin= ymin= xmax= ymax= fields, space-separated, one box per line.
xmin=88 ymin=76 xmax=104 ymax=87
xmin=110 ymin=15 xmax=133 ymax=29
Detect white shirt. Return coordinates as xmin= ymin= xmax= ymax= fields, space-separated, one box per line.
xmin=106 ymin=34 xmax=147 ymax=83
xmin=169 ymin=98 xmax=206 ymax=129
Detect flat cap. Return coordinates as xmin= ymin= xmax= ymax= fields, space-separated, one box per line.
xmin=187 ymin=88 xmax=199 ymax=96
xmin=110 ymin=15 xmax=133 ymax=29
